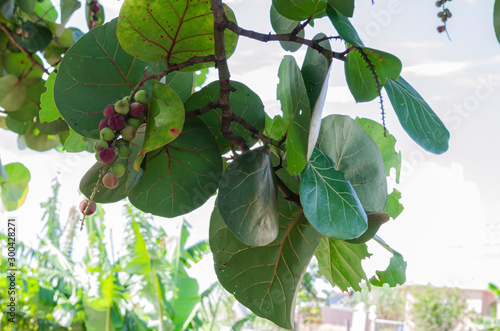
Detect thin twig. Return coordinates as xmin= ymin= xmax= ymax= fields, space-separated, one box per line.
xmin=185 ymin=101 xmax=220 ymax=118
xmin=0 ymin=22 xmax=49 ymax=74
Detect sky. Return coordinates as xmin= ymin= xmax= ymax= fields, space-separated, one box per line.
xmin=1 ymin=0 xmax=499 ymax=292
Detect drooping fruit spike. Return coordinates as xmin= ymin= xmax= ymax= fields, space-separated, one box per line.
xmin=93 ymin=140 xmax=108 ymax=153
xmin=102 ymin=172 xmax=120 ymax=189
xmin=98 ymin=119 xmax=109 ymax=131
xmin=99 ymin=147 xmax=116 ymax=164
xmin=79 ymin=199 xmax=97 ymax=215
xmin=127 ymin=117 xmax=141 ymax=129
xmin=118 ymin=145 xmax=132 ymax=159
xmin=111 ymin=163 xmax=126 ymax=177
xmin=100 ymin=127 xmax=115 ymax=141
xmin=134 ymin=90 xmax=148 ymax=104
xmin=103 ymin=104 xmax=116 ymax=118
xmin=120 ymin=125 xmax=136 ymax=141
xmin=115 ymin=99 xmax=129 ymax=115
xmin=129 ymin=102 xmax=146 ymax=119
xmin=108 ymin=114 xmax=126 ymax=131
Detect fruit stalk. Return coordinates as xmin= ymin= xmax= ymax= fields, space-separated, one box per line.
xmin=80 ymin=163 xmax=110 ymax=230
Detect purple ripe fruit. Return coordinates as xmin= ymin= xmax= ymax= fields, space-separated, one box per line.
xmin=108 ymin=114 xmax=126 ymax=131
xmin=79 ymin=199 xmax=97 ymax=215
xmin=102 ymin=172 xmax=119 ymax=189
xmin=103 ymin=104 xmax=116 ymax=118
xmin=129 ymin=102 xmax=146 ymax=119
xmin=98 ymin=118 xmax=109 ymax=131
xmin=99 ymin=147 xmax=116 ymax=164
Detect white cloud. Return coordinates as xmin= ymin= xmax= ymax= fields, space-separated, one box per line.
xmin=403 ymin=61 xmax=468 ymax=77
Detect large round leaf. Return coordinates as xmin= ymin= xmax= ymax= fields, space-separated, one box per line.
xmin=273 ymin=0 xmax=326 ymax=21
xmin=13 ymin=22 xmax=52 ymax=52
xmin=317 ymin=115 xmax=388 ymax=213
xmin=270 ymin=4 xmax=305 ymax=52
xmin=80 ymin=125 xmax=146 ymax=203
xmin=141 ymin=81 xmax=185 ymax=156
xmin=4 ymin=51 xmax=44 ymax=85
xmin=217 ymin=147 xmax=279 ymax=246
xmin=0 ymin=75 xmax=27 ymax=111
xmin=24 ymin=124 xmax=60 ymax=151
xmin=128 ymin=118 xmax=222 ymax=217
xmin=117 ymin=0 xmax=238 ymax=68
xmin=54 ymin=18 xmax=166 ymax=139
xmin=210 ymin=196 xmax=321 ymax=330
xmin=300 ymin=148 xmax=367 ymax=240
xmin=0 ymin=162 xmax=30 ymax=211
xmin=184 ymin=81 xmax=265 ymax=154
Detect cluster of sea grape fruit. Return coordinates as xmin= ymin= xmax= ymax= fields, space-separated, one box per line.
xmin=435 ymin=0 xmax=453 ymax=33
xmin=88 ymin=0 xmax=102 ymax=29
xmin=79 ymin=90 xmax=148 ymax=216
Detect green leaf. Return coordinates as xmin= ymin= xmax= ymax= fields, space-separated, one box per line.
xmin=117 ymin=0 xmax=238 ymax=68
xmin=171 ymin=275 xmax=200 ymax=331
xmin=277 ymin=55 xmax=311 ymax=175
xmin=4 ymin=51 xmax=44 ymax=85
xmin=264 ymin=114 xmax=286 ymax=141
xmin=0 ymin=0 xmax=14 ymax=19
xmin=326 ymin=6 xmax=363 ymax=46
xmin=62 ymin=129 xmax=87 ymax=152
xmin=184 ymin=81 xmax=265 ymax=154
xmin=194 ymin=68 xmax=209 ymax=88
xmin=60 ymin=0 xmax=80 ymax=23
xmin=6 ymin=116 xmax=30 ymax=134
xmin=270 ymin=3 xmax=305 ymax=52
xmin=315 ymin=236 xmax=371 ymax=292
xmin=300 ymin=148 xmax=367 ymax=240
xmin=16 ymin=0 xmax=35 ymax=13
xmin=54 ymin=19 xmax=166 ymax=139
xmin=383 ymin=189 xmax=404 ymax=220
xmin=317 ymin=115 xmax=387 ymax=212
xmin=345 ymin=47 xmax=402 ymax=103
xmin=345 ymin=212 xmax=390 ymax=244
xmin=14 ymin=22 xmax=53 ymax=52
xmin=80 ymin=125 xmax=146 ymax=203
xmin=128 ymin=118 xmax=222 ymax=217
xmin=385 ymin=76 xmax=450 ymax=154
xmin=35 ymin=116 xmax=68 ymax=135
xmin=123 ymin=310 xmax=150 ymax=331
xmin=495 ymin=0 xmax=500 ymax=44
xmin=24 ymin=124 xmax=61 ymax=151
xmin=302 ymin=34 xmax=332 ymax=160
xmin=217 ymin=147 xmax=279 ymax=246
xmin=356 ymin=117 xmax=402 ymax=183
xmin=40 ymin=68 xmax=61 ymax=123
xmin=328 ymin=0 xmax=354 ymax=17
xmin=0 ymin=75 xmax=27 ymax=111
xmin=370 ymin=235 xmax=406 ymax=287
xmin=141 ymin=81 xmax=185 ymax=156
xmin=34 ymin=0 xmax=58 ymax=21
xmin=7 ymin=79 xmax=45 ymax=123
xmin=0 ymin=162 xmax=30 ymax=202
xmin=0 ymin=157 xmax=7 ymax=180
xmin=272 ymin=0 xmax=326 ymax=21
xmin=210 ymin=197 xmax=321 ymax=330
xmin=163 ymin=71 xmax=194 ymax=103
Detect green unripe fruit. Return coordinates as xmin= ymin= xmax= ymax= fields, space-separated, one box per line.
xmin=111 ymin=163 xmax=126 ymax=177
xmin=134 ymin=90 xmax=148 ymax=104
xmin=121 ymin=125 xmax=136 ymax=141
xmin=115 ymin=99 xmax=129 ymax=115
xmin=118 ymin=145 xmax=132 ymax=159
xmin=127 ymin=117 xmax=141 ymax=129
xmin=93 ymin=140 xmax=108 ymax=153
xmin=100 ymin=127 xmax=115 ymax=141
xmin=116 ymin=138 xmax=129 ymax=147
xmin=95 ymin=153 xmax=103 ymax=163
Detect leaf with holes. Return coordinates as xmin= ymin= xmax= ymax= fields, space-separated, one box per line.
xmin=345 ymin=47 xmax=402 ymax=103
xmin=210 ymin=196 xmax=321 ymax=330
xmin=317 ymin=115 xmax=387 ymax=212
xmin=184 ymin=81 xmax=265 ymax=154
xmin=315 ymin=236 xmax=371 ymax=292
xmin=80 ymin=125 xmax=146 ymax=203
xmin=302 ymin=34 xmax=332 ymax=161
xmin=128 ymin=118 xmax=222 ymax=217
xmin=356 ymin=117 xmax=401 ymax=183
xmin=40 ymin=68 xmax=61 ymax=123
xmin=141 ymin=81 xmax=185 ymax=156
xmin=326 ymin=6 xmax=363 ymax=46
xmin=117 ymin=0 xmax=238 ymax=68
xmin=384 ymin=189 xmax=404 ymax=220
xmin=54 ymin=19 xmax=166 ymax=139
xmin=300 ymin=148 xmax=367 ymax=240
xmin=370 ymin=235 xmax=406 ymax=287
xmin=273 ymin=0 xmax=327 ymax=21
xmin=385 ymin=76 xmax=450 ymax=154
xmin=218 ymin=147 xmax=279 ymax=246
xmin=270 ymin=3 xmax=305 ymax=52
xmin=277 ymin=56 xmax=311 ymax=175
